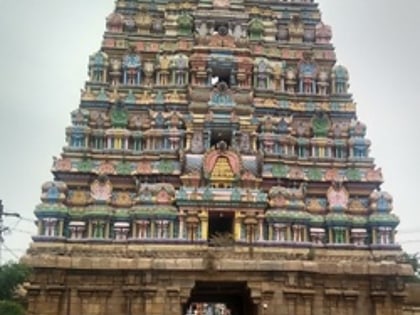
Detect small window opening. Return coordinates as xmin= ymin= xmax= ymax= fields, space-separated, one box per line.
xmin=211 ymin=129 xmax=232 ymax=147
xmin=211 ymin=68 xmax=231 ymax=87
xmin=208 ymin=211 xmax=234 ymax=243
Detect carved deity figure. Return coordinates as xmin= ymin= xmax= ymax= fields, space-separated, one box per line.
xmin=90 ymin=177 xmax=113 ymax=202
xmin=377 ymin=227 xmax=392 ymax=245
xmin=327 ymin=184 xmax=349 ymax=211
xmin=143 ymin=60 xmax=155 ymax=86
xmin=171 ymin=54 xmax=189 ymax=86
xmin=136 ymin=6 xmax=152 ymax=34
xmin=191 ymin=132 xmax=204 ymax=153
xmin=106 ymin=12 xmax=124 ymax=33
xmin=254 ymin=59 xmax=272 ymax=89
xmin=69 ymin=221 xmax=86 ymax=239
xmin=43 ymin=218 xmax=58 ymax=237
xmin=249 ymin=18 xmax=265 ymax=40
xmin=137 ymin=220 xmax=150 ymax=239
xmin=317 ymin=69 xmax=329 ymax=95
xmin=272 ymin=62 xmax=286 ymax=92
xmin=298 ymin=53 xmax=317 ymax=94
xmin=273 ymin=223 xmax=287 ymax=241
xmin=110 ymin=58 xmax=122 ymax=86
xmin=209 ymin=82 xmax=235 ymax=107
xmin=285 ymin=67 xmax=297 ymax=93
xmin=311 ymin=111 xmax=331 ymax=137
xmin=113 ymin=223 xmax=130 ymax=241
xmin=292 ymin=224 xmax=305 ymax=242
xmin=177 ymin=12 xmax=194 ymax=36
xmin=332 ymin=227 xmax=346 ymax=244
xmin=262 ymin=135 xmax=275 ymax=154
xmin=315 ymin=21 xmax=332 ymax=44
xmin=151 ymin=17 xmax=164 ymax=34
xmin=240 ymin=132 xmax=251 ymax=153
xmin=92 ymin=220 xmax=106 ymax=238
xmin=288 ymin=15 xmax=304 ymax=43
xmin=155 ymin=220 xmax=170 ymax=239
xmin=89 ymin=51 xmax=109 ymax=83
xmin=351 ymin=228 xmax=367 ymax=246
xmin=310 ymin=227 xmax=325 ymax=245
xmin=122 ymin=52 xmax=142 ymax=85
xmin=331 ymin=65 xmax=349 ymax=94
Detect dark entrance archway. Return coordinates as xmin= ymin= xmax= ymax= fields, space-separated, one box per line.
xmin=184 ymin=281 xmax=256 ymax=315
xmin=208 ymin=211 xmax=234 ymax=241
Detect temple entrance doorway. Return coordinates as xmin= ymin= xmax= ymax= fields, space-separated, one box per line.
xmin=208 ymin=211 xmax=234 ymax=244
xmin=184 ymin=281 xmax=256 ymax=315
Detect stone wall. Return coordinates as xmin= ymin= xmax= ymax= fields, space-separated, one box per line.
xmin=404 ymin=283 xmax=420 ymax=315
xmin=23 ymin=244 xmax=416 ymax=315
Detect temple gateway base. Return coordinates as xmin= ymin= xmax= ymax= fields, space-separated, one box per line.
xmin=23 ymin=0 xmax=420 ymax=313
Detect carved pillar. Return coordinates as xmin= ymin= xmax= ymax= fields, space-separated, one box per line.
xmin=234 ymin=211 xmax=242 ymax=241
xmin=257 ymin=215 xmax=264 ymax=241
xmin=325 ymin=290 xmax=341 ymax=315
xmin=287 ymin=225 xmax=292 ymax=241
xmin=178 ymin=214 xmax=185 ymax=239
xmin=27 ymin=286 xmax=41 ymax=315
xmin=58 ymin=220 xmax=64 ymax=237
xmin=46 ymin=286 xmax=65 ymax=315
xmin=343 ymin=291 xmax=358 ymax=315
xmin=150 ymin=220 xmax=156 ymax=238
xmin=284 ymin=293 xmax=297 ymax=315
xmin=179 ymin=281 xmax=195 ymax=315
xmin=67 ymin=288 xmax=79 ymax=315
xmin=132 ymin=221 xmax=137 ymax=238
xmin=169 ymin=221 xmax=174 ymax=238
xmin=371 ymin=293 xmax=387 ymax=315
xmin=248 ymin=282 xmax=262 ymax=315
xmin=123 ymin=287 xmax=141 ymax=315
xmin=88 ymin=221 xmax=92 ymax=238
xmin=391 ymin=293 xmax=406 ymax=315
xmin=105 ymin=221 xmax=110 ymax=238
xmin=199 ymin=211 xmax=208 ymax=241
xmin=186 ymin=216 xmax=199 ymax=241
xmin=244 ymin=216 xmax=258 ymax=244
xmin=166 ymin=288 xmax=181 ymax=315
xmin=37 ymin=220 xmax=43 ymax=235
xmin=303 ymin=294 xmax=314 ymax=315
xmin=78 ymin=288 xmax=112 ymax=315
xmin=142 ymin=288 xmax=157 ymax=315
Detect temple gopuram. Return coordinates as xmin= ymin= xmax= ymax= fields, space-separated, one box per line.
xmin=23 ymin=0 xmax=420 ymax=314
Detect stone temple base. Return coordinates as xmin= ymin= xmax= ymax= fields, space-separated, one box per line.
xmin=22 ymin=243 xmax=415 ymax=315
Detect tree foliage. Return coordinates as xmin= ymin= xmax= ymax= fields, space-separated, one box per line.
xmin=0 ymin=262 xmax=31 ymax=315
xmin=402 ymin=252 xmax=419 ymax=279
xmin=0 ymin=263 xmax=31 ymax=300
xmin=0 ymin=300 xmax=26 ymax=315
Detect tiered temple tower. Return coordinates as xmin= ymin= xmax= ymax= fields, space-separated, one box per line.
xmin=24 ymin=0 xmax=414 ymax=315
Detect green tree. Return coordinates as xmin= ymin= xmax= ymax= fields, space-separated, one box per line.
xmin=0 ymin=300 xmax=25 ymax=315
xmin=402 ymin=252 xmax=419 ymax=279
xmin=0 ymin=262 xmax=31 ymax=315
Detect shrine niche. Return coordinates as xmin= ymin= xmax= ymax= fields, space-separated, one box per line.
xmin=203 ymin=145 xmax=242 ymax=185
xmin=288 ymin=15 xmax=304 ymax=43
xmin=209 ymin=82 xmax=236 ymax=107
xmin=122 ymin=48 xmax=142 ymax=85
xmin=327 ymin=183 xmax=349 ymax=211
xmin=298 ymin=52 xmax=318 ymax=94
xmin=90 ymin=176 xmax=113 ymax=203
xmin=135 ymin=7 xmax=152 ymax=34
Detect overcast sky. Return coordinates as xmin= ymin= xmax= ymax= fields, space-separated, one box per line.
xmin=0 ymin=0 xmax=419 ymax=262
